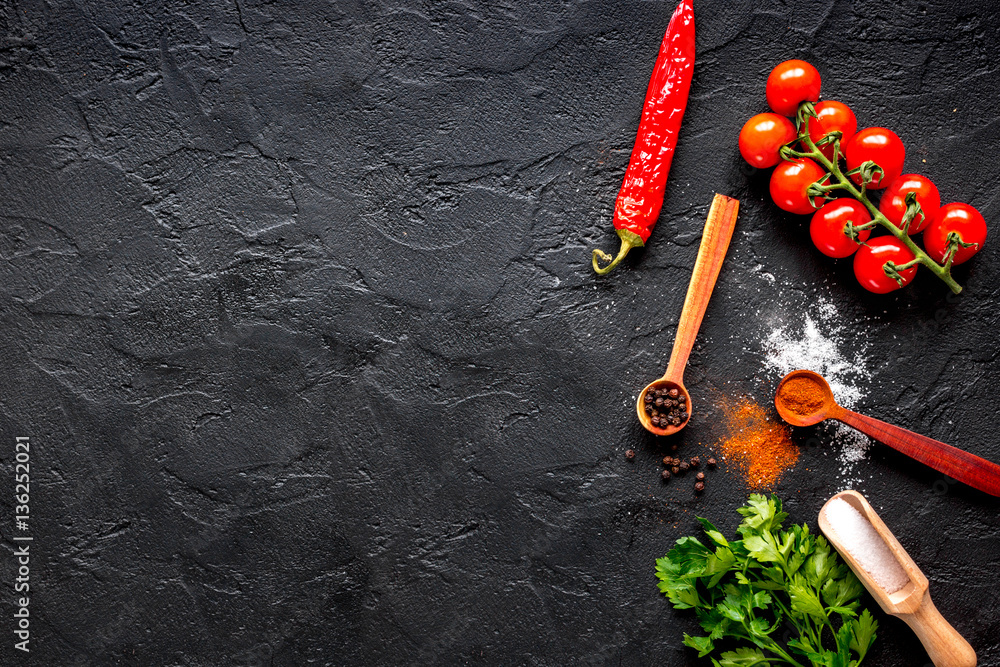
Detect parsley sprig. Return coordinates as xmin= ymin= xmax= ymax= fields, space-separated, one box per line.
xmin=655 ymin=494 xmax=878 ymax=666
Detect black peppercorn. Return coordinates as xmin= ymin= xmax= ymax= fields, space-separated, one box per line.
xmin=707 ymin=457 xmax=717 ymax=468
xmin=695 ymin=471 xmax=705 ymax=481
xmin=679 ymin=461 xmax=690 ymax=472
xmin=690 ymin=456 xmax=700 ymax=467
xmin=694 ymin=481 xmax=705 ymax=492
xmin=651 ymin=416 xmax=660 ymax=426
xmin=669 ymin=388 xmax=679 ymax=398
xmin=680 ymin=412 xmax=689 ymax=421
xmin=644 ymin=393 xmax=654 ymax=403
xmin=670 ymin=444 xmax=678 ymax=452
xmin=661 ymin=469 xmax=671 ymax=481
xmin=625 ymin=449 xmax=635 ymax=460
xmin=671 ymin=466 xmax=680 ymax=475
xmin=662 ymin=456 xmax=672 ymax=466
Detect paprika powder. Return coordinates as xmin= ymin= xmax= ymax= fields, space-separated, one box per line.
xmin=777 ymin=376 xmax=828 ymax=418
xmin=716 ymin=396 xmax=800 ymax=490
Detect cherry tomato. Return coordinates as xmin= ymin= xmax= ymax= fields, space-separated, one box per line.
xmin=739 ymin=113 xmax=797 ymax=168
xmin=806 ymin=100 xmax=857 ymax=160
xmin=878 ymin=174 xmax=941 ymax=234
xmin=766 ymin=60 xmax=821 ymax=116
xmin=769 ymin=158 xmax=826 ymax=214
xmin=853 ymin=237 xmax=917 ymax=293
xmin=810 ymin=199 xmax=871 ymax=258
xmin=844 ymin=127 xmax=905 ymax=189
xmin=923 ymin=203 xmax=987 ymax=266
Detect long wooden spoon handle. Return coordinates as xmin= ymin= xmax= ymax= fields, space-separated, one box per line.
xmin=900 ymin=594 xmax=977 ymax=667
xmin=663 ymin=194 xmax=739 ymax=383
xmin=835 ymin=408 xmax=1000 ymax=496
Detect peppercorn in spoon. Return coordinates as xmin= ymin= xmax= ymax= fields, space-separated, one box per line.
xmin=775 ymin=369 xmax=1000 ymax=496
xmin=637 ymin=194 xmax=740 ymax=435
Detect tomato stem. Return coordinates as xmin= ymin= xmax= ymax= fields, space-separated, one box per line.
xmin=791 ymin=104 xmax=963 ymax=294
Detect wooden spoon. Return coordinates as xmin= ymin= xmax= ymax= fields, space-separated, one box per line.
xmin=637 ymin=194 xmax=739 ymax=435
xmin=774 ymin=370 xmax=1000 ymax=495
xmin=819 ymin=490 xmax=976 ymax=667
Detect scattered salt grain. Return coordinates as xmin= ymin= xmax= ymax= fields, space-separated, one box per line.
xmin=760 ymin=295 xmax=872 ymax=488
xmin=823 ymin=498 xmax=909 ymax=594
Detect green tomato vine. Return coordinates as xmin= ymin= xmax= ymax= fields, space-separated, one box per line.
xmin=779 ymin=102 xmax=967 ymax=294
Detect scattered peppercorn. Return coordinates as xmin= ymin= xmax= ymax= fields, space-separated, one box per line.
xmin=670 ymin=444 xmax=678 ymax=452
xmin=679 ymin=461 xmax=690 ymax=472
xmin=695 ymin=471 xmax=705 ymax=481
xmin=662 ymin=456 xmax=672 ymax=466
xmin=690 ymin=456 xmax=700 ymax=468
xmin=707 ymin=457 xmax=717 ymax=468
xmin=626 ymin=449 xmax=636 ymax=460
xmin=671 ymin=466 xmax=680 ymax=475
xmin=694 ymin=481 xmax=705 ymax=492
xmin=661 ymin=469 xmax=671 ymax=481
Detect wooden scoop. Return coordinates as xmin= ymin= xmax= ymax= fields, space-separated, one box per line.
xmin=637 ymin=194 xmax=739 ymax=435
xmin=819 ymin=490 xmax=976 ymax=667
xmin=774 ymin=369 xmax=1000 ymax=496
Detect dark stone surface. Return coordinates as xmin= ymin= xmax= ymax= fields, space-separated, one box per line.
xmin=1 ymin=0 xmax=998 ymax=664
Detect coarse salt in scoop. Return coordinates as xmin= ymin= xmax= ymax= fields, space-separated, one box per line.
xmin=822 ymin=497 xmax=909 ymax=593
xmin=818 ymin=490 xmax=976 ymax=667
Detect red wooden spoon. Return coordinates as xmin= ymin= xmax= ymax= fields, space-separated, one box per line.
xmin=775 ymin=369 xmax=1000 ymax=496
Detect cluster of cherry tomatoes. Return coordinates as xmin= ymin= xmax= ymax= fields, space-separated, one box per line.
xmin=738 ymin=59 xmax=987 ymax=293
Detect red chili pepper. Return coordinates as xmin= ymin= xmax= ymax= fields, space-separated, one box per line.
xmin=592 ymin=0 xmax=695 ymax=275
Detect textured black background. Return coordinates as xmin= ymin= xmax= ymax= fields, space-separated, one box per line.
xmin=1 ymin=0 xmax=999 ymax=665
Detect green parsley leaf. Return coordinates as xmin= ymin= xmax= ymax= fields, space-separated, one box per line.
xmin=849 ymin=609 xmax=878 ymax=661
xmin=834 ymin=621 xmax=855 ymax=667
xmin=737 ymin=494 xmax=788 ymax=537
xmin=717 ymin=647 xmax=769 ymax=666
xmin=788 ymin=577 xmax=827 ymax=619
xmin=744 ymin=533 xmax=782 ymax=563
xmin=655 ymin=495 xmax=880 ymax=667
xmin=696 ymin=517 xmax=730 ymax=547
xmin=683 ymin=634 xmax=715 ymax=657
xmin=703 ymin=547 xmax=737 ymax=587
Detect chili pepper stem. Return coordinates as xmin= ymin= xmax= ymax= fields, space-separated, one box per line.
xmin=593 ymin=229 xmax=645 ymax=275
xmin=791 ymin=108 xmax=964 ymax=294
